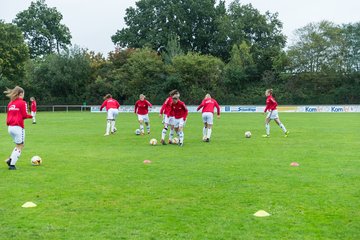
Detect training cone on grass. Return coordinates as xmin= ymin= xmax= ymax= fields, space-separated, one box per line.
xmin=253 ymin=210 xmax=270 ymax=217
xmin=22 ymin=202 xmax=37 ymax=208
xmin=290 ymin=162 xmax=300 ymax=167
xmin=143 ymin=160 xmax=152 ymax=164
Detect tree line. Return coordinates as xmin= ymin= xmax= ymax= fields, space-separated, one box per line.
xmin=0 ymin=0 xmax=359 ymax=106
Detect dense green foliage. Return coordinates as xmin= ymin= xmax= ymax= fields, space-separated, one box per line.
xmin=0 ymin=112 xmax=359 ymax=239
xmin=13 ymin=0 xmax=71 ymax=58
xmin=0 ymin=21 xmax=29 ymax=86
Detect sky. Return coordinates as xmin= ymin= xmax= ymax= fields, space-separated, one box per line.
xmin=1 ymin=0 xmax=359 ymax=56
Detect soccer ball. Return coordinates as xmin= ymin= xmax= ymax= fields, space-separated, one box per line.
xmin=245 ymin=131 xmax=251 ymax=138
xmin=172 ymin=137 xmax=179 ymax=144
xmin=135 ymin=129 xmax=141 ymax=135
xmin=149 ymin=138 xmax=157 ymax=145
xmin=31 ymin=156 xmax=42 ymax=166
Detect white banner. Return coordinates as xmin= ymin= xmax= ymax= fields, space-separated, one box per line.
xmin=91 ymin=105 xmax=360 ymax=113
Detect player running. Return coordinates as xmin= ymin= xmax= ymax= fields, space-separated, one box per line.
xmin=134 ymin=94 xmax=152 ymax=135
xmin=30 ymin=97 xmax=37 ymax=124
xmin=197 ymin=93 xmax=220 ymax=142
xmin=262 ymin=89 xmax=289 ymax=138
xmin=159 ymin=89 xmax=179 ymax=145
xmin=100 ymin=94 xmax=120 ymax=136
xmin=4 ymin=86 xmax=33 ymax=170
xmin=171 ymin=95 xmax=188 ymax=147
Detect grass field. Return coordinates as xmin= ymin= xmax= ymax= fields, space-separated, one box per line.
xmin=0 ymin=112 xmax=359 ymax=240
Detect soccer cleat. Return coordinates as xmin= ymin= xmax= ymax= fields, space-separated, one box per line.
xmin=9 ymin=165 xmax=16 ymax=170
xmin=178 ymin=142 xmax=184 ymax=147
xmin=285 ymin=131 xmax=290 ymax=137
xmin=160 ymin=139 xmax=167 ymax=145
xmin=262 ymin=134 xmax=270 ymax=138
xmin=5 ymin=158 xmax=11 ymax=166
xmin=168 ymin=140 xmax=173 ymax=144
xmin=104 ymin=133 xmax=110 ymax=136
xmin=147 ymin=131 xmax=150 ymax=135
xmin=32 ymin=122 xmax=36 ymax=124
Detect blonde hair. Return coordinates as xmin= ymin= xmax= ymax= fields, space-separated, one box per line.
xmin=30 ymin=97 xmax=35 ymax=101
xmin=205 ymin=93 xmax=211 ymax=99
xmin=4 ymin=86 xmax=24 ymax=101
xmin=103 ymin=94 xmax=112 ymax=100
xmin=266 ymin=89 xmax=273 ymax=95
xmin=139 ymin=94 xmax=145 ymax=99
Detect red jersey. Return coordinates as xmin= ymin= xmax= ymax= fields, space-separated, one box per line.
xmin=100 ymin=98 xmax=120 ymax=111
xmin=31 ymin=100 xmax=37 ymax=112
xmin=172 ymin=100 xmax=188 ymax=120
xmin=160 ymin=97 xmax=174 ymax=117
xmin=264 ymin=95 xmax=278 ymax=112
xmin=7 ymin=98 xmax=33 ymax=128
xmin=134 ymin=100 xmax=152 ymax=115
xmin=197 ymin=98 xmax=220 ymax=115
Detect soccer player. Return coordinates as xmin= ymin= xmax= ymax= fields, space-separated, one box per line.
xmin=134 ymin=94 xmax=152 ymax=135
xmin=30 ymin=97 xmax=37 ymax=124
xmin=197 ymin=93 xmax=220 ymax=142
xmin=171 ymin=95 xmax=188 ymax=147
xmin=263 ymin=89 xmax=289 ymax=137
xmin=100 ymin=94 xmax=120 ymax=136
xmin=4 ymin=86 xmax=33 ymax=170
xmin=159 ymin=89 xmax=179 ymax=145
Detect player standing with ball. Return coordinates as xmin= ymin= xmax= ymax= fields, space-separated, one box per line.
xmin=134 ymin=94 xmax=152 ymax=135
xmin=197 ymin=93 xmax=220 ymax=142
xmin=262 ymin=89 xmax=289 ymax=138
xmin=100 ymin=94 xmax=120 ymax=136
xmin=4 ymin=86 xmax=33 ymax=170
xmin=171 ymin=95 xmax=188 ymax=147
xmin=159 ymin=89 xmax=179 ymax=145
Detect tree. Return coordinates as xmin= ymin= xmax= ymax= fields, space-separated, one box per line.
xmin=13 ymin=0 xmax=71 ymax=58
xmin=112 ymin=0 xmax=219 ymax=54
xmin=0 ymin=21 xmax=29 ymax=85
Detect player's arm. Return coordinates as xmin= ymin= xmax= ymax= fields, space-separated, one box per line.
xmin=183 ymin=104 xmax=188 ymax=121
xmin=100 ymin=100 xmax=106 ymax=111
xmin=197 ymin=101 xmax=204 ymax=111
xmin=22 ymin=102 xmax=33 ymax=119
xmin=134 ymin=101 xmax=138 ymax=114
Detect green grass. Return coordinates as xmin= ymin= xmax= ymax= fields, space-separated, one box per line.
xmin=0 ymin=112 xmax=359 ymax=239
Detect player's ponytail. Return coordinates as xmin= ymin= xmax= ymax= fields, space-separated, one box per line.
xmin=266 ymin=89 xmax=273 ymax=96
xmin=103 ymin=94 xmax=112 ymax=100
xmin=4 ymin=86 xmax=24 ymax=101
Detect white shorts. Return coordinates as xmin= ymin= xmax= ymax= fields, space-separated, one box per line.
xmin=266 ymin=110 xmax=279 ymax=120
xmin=202 ymin=112 xmax=214 ymax=124
xmin=31 ymin=111 xmax=36 ymax=117
xmin=107 ymin=108 xmax=119 ymax=120
xmin=174 ymin=118 xmax=185 ymax=128
xmin=138 ymin=114 xmax=149 ymax=123
xmin=8 ymin=126 xmax=25 ymax=144
xmin=163 ymin=115 xmax=175 ymax=126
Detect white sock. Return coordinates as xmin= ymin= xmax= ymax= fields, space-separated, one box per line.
xmin=106 ymin=120 xmax=111 ymax=134
xmin=146 ymin=124 xmax=150 ymax=133
xmin=178 ymin=131 xmax=184 ymax=143
xmin=10 ymin=148 xmax=21 ymax=165
xmin=111 ymin=120 xmax=116 ymax=132
xmin=266 ymin=123 xmax=270 ymax=135
xmin=203 ymin=127 xmax=207 ymax=139
xmin=33 ymin=117 xmax=36 ymax=123
xmin=140 ymin=124 xmax=144 ymax=133
xmin=161 ymin=128 xmax=167 ymax=140
xmin=207 ymin=128 xmax=212 ymax=139
xmin=169 ymin=129 xmax=174 ymax=140
xmin=279 ymin=123 xmax=287 ymax=133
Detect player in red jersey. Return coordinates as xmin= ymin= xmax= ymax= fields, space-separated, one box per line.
xmin=100 ymin=94 xmax=120 ymax=136
xmin=197 ymin=94 xmax=220 ymax=142
xmin=134 ymin=94 xmax=152 ymax=135
xmin=263 ymin=89 xmax=289 ymax=137
xmin=171 ymin=95 xmax=188 ymax=147
xmin=30 ymin=97 xmax=37 ymax=124
xmin=159 ymin=89 xmax=179 ymax=145
xmin=4 ymin=86 xmax=33 ymax=170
